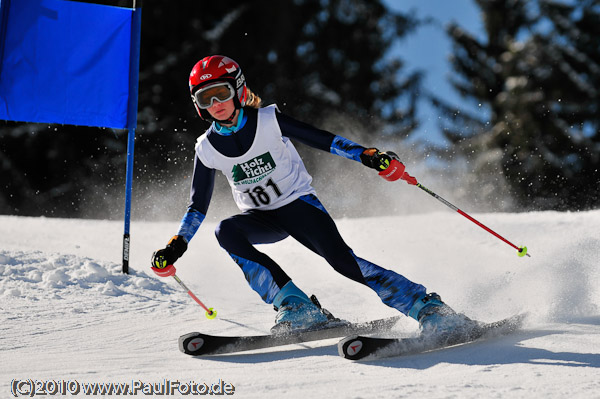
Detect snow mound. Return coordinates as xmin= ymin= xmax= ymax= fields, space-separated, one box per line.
xmin=0 ymin=250 xmax=170 ymax=299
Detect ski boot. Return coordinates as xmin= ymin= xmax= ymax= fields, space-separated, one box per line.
xmin=271 ymin=281 xmax=343 ymax=334
xmin=408 ymin=293 xmax=480 ymax=343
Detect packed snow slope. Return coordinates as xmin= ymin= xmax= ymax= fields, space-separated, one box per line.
xmin=1 ymin=210 xmax=599 ymax=398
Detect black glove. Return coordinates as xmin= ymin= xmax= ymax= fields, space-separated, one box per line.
xmin=360 ymin=148 xmax=397 ymax=171
xmin=151 ymin=235 xmax=188 ymax=269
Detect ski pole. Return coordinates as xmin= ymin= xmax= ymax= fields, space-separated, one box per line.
xmin=415 ymin=182 xmax=530 ymax=257
xmin=376 ymin=157 xmax=529 ymax=257
xmin=152 ymin=264 xmax=217 ymax=318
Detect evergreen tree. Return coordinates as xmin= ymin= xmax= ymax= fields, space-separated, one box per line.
xmin=433 ymin=0 xmax=600 ymax=210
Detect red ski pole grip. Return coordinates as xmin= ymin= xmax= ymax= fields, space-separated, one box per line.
xmin=401 ymin=172 xmax=418 ymax=185
xmin=151 ymin=264 xmax=176 ymax=277
xmin=379 ymin=159 xmax=406 ymax=182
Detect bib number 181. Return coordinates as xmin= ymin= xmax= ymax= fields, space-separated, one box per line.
xmin=244 ymin=178 xmax=282 ymax=207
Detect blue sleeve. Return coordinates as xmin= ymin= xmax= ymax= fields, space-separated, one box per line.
xmin=176 ymin=155 xmax=215 ymax=243
xmin=275 ymin=112 xmax=365 ymax=162
xmin=177 ymin=209 xmax=205 ymax=243
xmin=330 ymin=136 xmax=365 ymax=162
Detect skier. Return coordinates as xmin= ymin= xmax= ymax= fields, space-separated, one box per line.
xmin=151 ymin=55 xmax=477 ymax=336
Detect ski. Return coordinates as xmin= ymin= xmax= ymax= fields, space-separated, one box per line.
xmin=338 ymin=313 xmax=527 ymax=361
xmin=179 ymin=315 xmax=401 ymax=356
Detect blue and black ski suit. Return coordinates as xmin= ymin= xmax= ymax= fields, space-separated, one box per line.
xmin=176 ymin=106 xmax=427 ymax=316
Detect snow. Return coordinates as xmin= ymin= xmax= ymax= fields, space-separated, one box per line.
xmin=1 ymin=210 xmax=599 ymax=398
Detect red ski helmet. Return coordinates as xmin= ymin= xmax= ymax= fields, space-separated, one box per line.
xmin=189 ymin=55 xmax=247 ymax=121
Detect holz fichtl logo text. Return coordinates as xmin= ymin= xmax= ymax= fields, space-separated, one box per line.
xmin=232 ymin=152 xmax=276 ymax=184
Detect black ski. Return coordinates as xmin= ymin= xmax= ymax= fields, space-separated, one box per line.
xmin=338 ymin=313 xmax=526 ymax=361
xmin=179 ymin=316 xmax=401 ymax=356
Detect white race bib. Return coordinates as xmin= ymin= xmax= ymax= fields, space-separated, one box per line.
xmin=195 ymin=105 xmax=315 ymax=211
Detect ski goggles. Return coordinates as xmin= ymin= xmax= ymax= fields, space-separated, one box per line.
xmin=193 ymin=82 xmax=235 ymax=109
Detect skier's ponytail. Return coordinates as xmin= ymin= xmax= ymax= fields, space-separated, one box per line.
xmin=245 ymin=88 xmax=263 ymax=109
